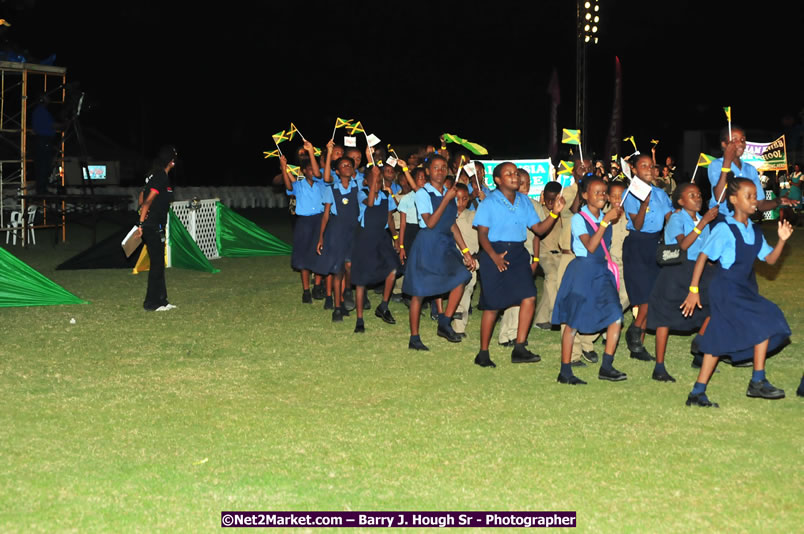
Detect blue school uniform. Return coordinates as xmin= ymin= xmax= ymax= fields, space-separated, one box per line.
xmin=288 ymin=179 xmax=332 ymax=272
xmin=707 ymin=158 xmax=762 ymax=216
xmin=396 ymin=191 xmax=419 ymax=277
xmin=320 ymin=178 xmax=360 ymax=274
xmin=694 ymin=217 xmax=790 ymax=361
xmin=467 ymin=182 xmax=493 ymax=211
xmin=350 ymin=189 xmax=401 ymax=286
xmin=622 ymin=184 xmax=673 ymax=305
xmin=552 ymin=206 xmax=621 ymax=332
xmin=473 ymin=190 xmax=539 ymax=310
xmin=402 ymin=184 xmax=471 ymax=297
xmin=646 ymin=210 xmax=713 ymax=331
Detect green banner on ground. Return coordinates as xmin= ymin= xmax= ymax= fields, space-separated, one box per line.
xmin=0 ymin=246 xmax=87 ymax=307
xmin=215 ymin=202 xmax=292 ymax=257
xmin=167 ymin=210 xmax=220 ymax=273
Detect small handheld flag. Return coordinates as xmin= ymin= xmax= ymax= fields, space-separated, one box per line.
xmin=724 ymin=106 xmax=732 ymax=140
xmin=348 ymin=121 xmax=365 ymax=135
xmin=332 ymin=117 xmax=353 ymax=139
xmin=557 ymin=160 xmax=574 ymax=175
xmin=651 ymin=139 xmax=660 ymax=147
xmin=286 ymin=164 xmax=301 ymax=178
xmin=623 ymin=135 xmax=637 ymax=152
xmin=288 ymin=122 xmax=305 ymax=142
xmin=263 ymin=149 xmax=279 ymax=159
xmin=442 ymin=133 xmax=489 ymax=156
xmin=561 ymin=129 xmax=581 ymax=145
xmin=272 ymin=130 xmax=289 ymax=144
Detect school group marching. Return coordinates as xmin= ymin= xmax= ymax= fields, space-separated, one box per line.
xmin=279 ymin=126 xmax=803 ymax=407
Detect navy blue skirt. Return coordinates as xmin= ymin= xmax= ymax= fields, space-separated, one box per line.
xmin=646 ymin=260 xmax=713 ymax=331
xmin=291 ymin=213 xmax=328 ymax=272
xmin=623 ymin=230 xmax=661 ymax=305
xmin=319 ymin=214 xmax=357 ymax=275
xmin=695 ymin=270 xmax=791 ymax=362
xmin=552 ymin=256 xmax=622 ymax=333
xmin=402 ymin=227 xmax=471 ymax=297
xmin=477 ymin=242 xmax=537 ymax=310
xmin=350 ymin=228 xmax=401 ymax=286
xmin=397 ymin=225 xmax=419 ymax=277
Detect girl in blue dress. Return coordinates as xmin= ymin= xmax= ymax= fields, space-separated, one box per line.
xmin=402 ymin=154 xmax=475 ymax=351
xmin=682 ymin=178 xmax=793 ymax=407
xmin=473 ymin=162 xmax=564 ymax=368
xmin=622 ymin=153 xmax=674 ymax=361
xmin=552 ymin=176 xmax=626 ymax=385
xmin=646 ymin=183 xmax=719 ymax=383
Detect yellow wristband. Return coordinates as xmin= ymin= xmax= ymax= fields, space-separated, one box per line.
xmin=402 ymin=167 xmax=409 ymax=172
xmin=549 ymin=211 xmax=558 ymax=219
xmin=689 ymin=286 xmax=699 ymax=294
xmin=461 ymin=247 xmax=470 ymax=254
xmin=532 ymin=257 xmax=540 ymax=263
xmin=646 ymin=207 xmax=650 ymax=213
xmin=721 ymin=167 xmax=730 ymax=173
xmin=393 ymin=234 xmax=399 ymax=240
xmin=441 ymin=146 xmax=447 ymax=151
xmin=600 ymin=220 xmax=610 ymax=228
xmin=367 ymin=162 xmax=374 ymax=167
xmin=693 ymin=227 xmax=702 ymax=235
xmin=399 ymin=245 xmax=404 ymax=249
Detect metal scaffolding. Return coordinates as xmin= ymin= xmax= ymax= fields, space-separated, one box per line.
xmin=0 ymin=60 xmax=67 ymax=241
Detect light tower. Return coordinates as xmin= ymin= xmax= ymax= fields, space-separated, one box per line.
xmin=575 ymin=0 xmax=600 ymax=154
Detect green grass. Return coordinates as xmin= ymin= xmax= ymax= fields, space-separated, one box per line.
xmin=1 ymin=210 xmax=802 ymax=533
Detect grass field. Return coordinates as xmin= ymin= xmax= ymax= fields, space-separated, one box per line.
xmin=1 ymin=209 xmax=802 ymax=533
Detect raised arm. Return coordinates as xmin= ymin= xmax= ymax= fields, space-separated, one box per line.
xmin=304 ymin=140 xmax=321 ymax=178
xmin=763 ymin=219 xmax=793 ymax=265
xmin=677 ymin=206 xmax=718 ymax=251
xmin=530 ymin=195 xmax=566 ymax=236
xmin=322 ymin=139 xmax=335 ymax=183
xmin=579 ymin=207 xmax=622 ymax=254
xmin=280 ymin=155 xmax=293 ymax=192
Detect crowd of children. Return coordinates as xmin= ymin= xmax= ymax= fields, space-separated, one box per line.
xmin=278 ymin=128 xmax=803 ymax=406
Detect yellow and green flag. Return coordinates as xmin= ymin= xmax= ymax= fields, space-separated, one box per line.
xmin=557 ymin=160 xmax=574 ymax=175
xmin=651 ymin=139 xmax=660 ymax=146
xmin=334 ymin=117 xmax=353 ymax=129
xmin=623 ymin=135 xmax=637 ymax=151
xmin=287 ymin=123 xmax=299 ymax=141
xmin=272 ymin=130 xmax=290 ymax=144
xmin=348 ymin=121 xmax=365 ymax=135
xmin=313 ymin=147 xmax=322 ymax=157
xmin=287 ymin=164 xmax=301 ymax=178
xmin=263 ymin=149 xmax=280 ymax=159
xmin=561 ymin=129 xmax=581 ymax=145
xmin=697 ymin=153 xmax=716 ymax=168
xmin=723 ymin=106 xmax=731 ymax=122
xmin=442 ymin=133 xmax=488 ymax=155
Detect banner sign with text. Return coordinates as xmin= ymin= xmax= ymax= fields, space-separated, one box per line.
xmin=477 ymin=159 xmax=570 ymax=200
xmin=743 ymin=135 xmax=787 ymax=172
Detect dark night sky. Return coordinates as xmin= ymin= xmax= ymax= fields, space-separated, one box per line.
xmin=6 ymin=0 xmax=803 ymax=184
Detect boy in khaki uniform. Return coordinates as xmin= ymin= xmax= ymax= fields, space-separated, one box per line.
xmin=533 ymin=182 xmax=564 ymax=328
xmin=607 ymin=181 xmax=630 ymax=311
xmin=453 ymin=183 xmax=479 ymax=336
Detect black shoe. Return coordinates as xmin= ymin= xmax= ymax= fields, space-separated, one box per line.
xmin=408 ymin=338 xmax=429 ymax=351
xmin=363 ymin=295 xmax=372 ymax=310
xmin=570 ymin=360 xmax=587 ymax=368
xmin=535 ymin=322 xmax=553 ymax=330
xmin=311 ymin=285 xmax=325 ymax=300
xmin=691 ymin=353 xmax=703 ymax=368
xmin=374 ymin=307 xmax=396 ymax=325
xmin=499 ymin=340 xmax=515 ymax=347
xmin=437 ymin=324 xmax=462 ymax=343
xmin=511 ymin=345 xmax=541 ymax=363
xmin=457 ymin=332 xmax=467 ymax=338
xmin=599 ymin=366 xmax=627 ymax=381
xmin=474 ymin=353 xmax=497 ymax=368
xmin=430 ymin=310 xmax=440 ymax=321
xmin=302 ymin=290 xmax=312 ymax=304
xmin=652 ymin=368 xmax=676 ymax=382
xmin=340 ymin=306 xmax=350 ymax=317
xmin=343 ymin=290 xmax=356 ymax=311
xmin=557 ymin=373 xmax=587 ymax=385
xmin=581 ymin=350 xmax=599 ymax=364
xmin=686 ymin=392 xmax=719 ymax=408
xmin=746 ymin=379 xmax=785 ymax=399
xmin=332 ymin=308 xmax=344 ymax=322
xmin=625 ymin=323 xmax=643 ymax=352
xmin=323 ymin=296 xmax=334 ymax=310
xmin=354 ymin=321 xmax=365 ymax=334
xmin=630 ymin=348 xmax=655 ymax=361
xmin=797 ymin=382 xmax=804 ymax=397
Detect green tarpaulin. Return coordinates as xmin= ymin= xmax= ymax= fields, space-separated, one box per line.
xmin=215 ymin=202 xmax=292 ymax=257
xmin=0 ymin=246 xmax=87 ymax=307
xmin=168 ymin=210 xmax=220 ymax=273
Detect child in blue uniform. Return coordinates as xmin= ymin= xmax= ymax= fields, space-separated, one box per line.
xmin=622 ymin=153 xmax=673 ymax=361
xmin=472 ymin=162 xmax=565 ymax=368
xmin=552 ymin=176 xmax=625 ymax=385
xmin=320 ymin=139 xmax=361 ymax=321
xmin=402 ymin=154 xmax=475 ymax=351
xmin=646 ymin=183 xmax=719 ymax=382
xmin=281 ymin=153 xmax=332 ymax=303
xmin=682 ymin=178 xmax=793 ymax=407
xmin=350 ymin=164 xmax=401 ymax=333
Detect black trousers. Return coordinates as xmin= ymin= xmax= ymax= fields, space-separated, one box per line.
xmin=141 ymin=225 xmax=168 ymax=309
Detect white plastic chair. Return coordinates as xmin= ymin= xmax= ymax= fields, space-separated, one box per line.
xmin=5 ymin=210 xmax=22 ymax=245
xmin=26 ymin=205 xmax=37 ymax=245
